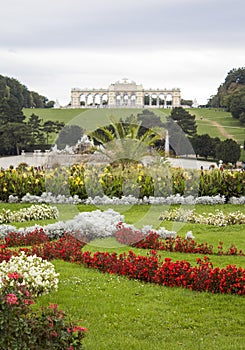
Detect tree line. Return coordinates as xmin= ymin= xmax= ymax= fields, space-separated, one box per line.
xmin=207 ymin=67 xmax=245 ymax=124
xmin=0 ymin=74 xmax=54 ymax=108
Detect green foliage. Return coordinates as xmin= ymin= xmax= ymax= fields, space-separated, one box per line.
xmin=227 ymin=86 xmax=245 ymax=123
xmin=0 ymin=279 xmax=86 ymax=349
xmin=0 ymin=74 xmax=53 ymax=108
xmin=90 ymin=117 xmax=161 ymax=166
xmin=167 ymin=107 xmax=197 ymax=136
xmin=208 ymin=67 xmax=245 ymax=124
xmin=191 ymin=134 xmax=221 ymax=159
xmin=215 ymin=139 xmax=241 ymax=164
xmin=1 ymin=164 xmax=244 ymax=202
xmin=181 ymin=99 xmax=193 ymax=106
xmin=56 ymin=125 xmax=84 ymax=149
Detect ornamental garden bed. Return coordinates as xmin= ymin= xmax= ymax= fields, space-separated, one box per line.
xmin=0 ymin=202 xmax=245 ymax=349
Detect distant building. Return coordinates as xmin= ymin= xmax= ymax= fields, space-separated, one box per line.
xmin=70 ymin=78 xmax=181 ymax=108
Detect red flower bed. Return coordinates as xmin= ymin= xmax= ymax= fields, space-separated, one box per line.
xmin=81 ymin=250 xmax=245 ymax=296
xmin=115 ymin=223 xmax=244 ymax=256
xmin=1 ymin=235 xmax=244 ymax=296
xmin=30 ymin=233 xmax=86 ymax=262
xmin=4 ymin=229 xmax=50 ymax=247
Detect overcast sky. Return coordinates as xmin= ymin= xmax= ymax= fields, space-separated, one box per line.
xmin=0 ymin=0 xmax=244 ymax=106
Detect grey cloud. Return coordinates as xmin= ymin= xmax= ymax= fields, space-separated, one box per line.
xmin=0 ymin=0 xmax=244 ymax=50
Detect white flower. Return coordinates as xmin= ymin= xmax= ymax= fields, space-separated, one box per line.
xmin=0 ymin=252 xmax=59 ymax=296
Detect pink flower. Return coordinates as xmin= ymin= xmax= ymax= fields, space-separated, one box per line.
xmin=72 ymin=326 xmax=87 ymax=333
xmin=49 ymin=303 xmax=58 ymax=309
xmin=7 ymin=272 xmax=22 ymax=280
xmin=6 ymin=293 xmax=19 ymax=305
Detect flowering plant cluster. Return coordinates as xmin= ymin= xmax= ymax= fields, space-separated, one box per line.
xmin=1 ymin=164 xmax=244 ymax=202
xmin=0 ymin=274 xmax=87 ymax=349
xmin=81 ymin=251 xmax=245 ymax=296
xmin=9 ymin=192 xmax=245 ymax=205
xmin=228 ymin=196 xmax=245 ymax=204
xmin=0 ymin=234 xmax=87 ymax=264
xmin=160 ymin=208 xmax=245 ymax=226
xmin=0 ymin=204 xmax=59 ymax=224
xmin=0 ymin=209 xmax=124 ymax=241
xmin=114 ymin=224 xmax=244 ymax=256
xmin=3 ymin=228 xmax=50 ymax=247
xmin=19 ymin=192 xmax=82 ymax=204
xmin=0 ymin=251 xmax=59 ymax=296
xmin=1 ymin=236 xmax=244 ymax=296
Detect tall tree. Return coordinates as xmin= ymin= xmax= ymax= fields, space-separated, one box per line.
xmin=27 ymin=113 xmax=45 ymax=145
xmin=215 ymin=139 xmax=241 ymax=164
xmin=56 ymin=125 xmax=83 ymax=149
xmin=0 ymin=97 xmax=29 ymax=155
xmin=167 ymin=107 xmax=197 ymax=136
xmin=191 ymin=134 xmax=221 ymax=159
xmin=42 ymin=121 xmax=65 ymax=144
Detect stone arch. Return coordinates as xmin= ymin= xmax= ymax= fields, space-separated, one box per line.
xmin=166 ymin=93 xmax=173 ymax=107
xmin=86 ymin=93 xmax=93 ymax=106
xmin=101 ymin=93 xmax=108 ymax=106
xmin=80 ymin=93 xmax=86 ymax=106
xmin=94 ymin=93 xmax=101 ymax=106
xmin=159 ymin=93 xmax=165 ymax=107
xmin=130 ymin=94 xmax=136 ymax=106
xmin=123 ymin=93 xmax=129 ymax=106
xmin=144 ymin=93 xmax=150 ymax=105
xmin=151 ymin=93 xmax=157 ymax=106
xmin=116 ymin=94 xmax=121 ymax=106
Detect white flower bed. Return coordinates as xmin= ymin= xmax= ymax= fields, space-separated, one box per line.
xmin=228 ymin=196 xmax=245 ymax=205
xmin=160 ymin=208 xmax=245 ymax=226
xmin=19 ymin=192 xmax=82 ymax=204
xmin=0 ymin=204 xmax=59 ymax=224
xmin=0 ymin=252 xmax=59 ymax=296
xmin=9 ymin=193 xmax=245 ymax=205
xmin=0 ymin=209 xmax=178 ymax=241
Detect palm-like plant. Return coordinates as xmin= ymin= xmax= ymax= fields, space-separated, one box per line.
xmin=90 ymin=117 xmax=161 ymax=167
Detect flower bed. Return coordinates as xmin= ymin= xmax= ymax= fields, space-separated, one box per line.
xmin=0 ymin=273 xmax=87 ymax=349
xmin=8 ymin=193 xmax=245 ymax=205
xmin=1 ymin=165 xmax=245 ymax=202
xmin=0 ymin=204 xmax=59 ymax=224
xmin=159 ymin=208 xmax=245 ymax=226
xmin=0 ymin=251 xmax=59 ymax=296
xmin=0 ymin=237 xmax=244 ymax=296
xmin=114 ymin=223 xmax=245 ymax=256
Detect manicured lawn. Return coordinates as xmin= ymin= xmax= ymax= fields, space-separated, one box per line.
xmin=23 ymin=107 xmax=244 ymax=146
xmin=37 ymin=260 xmax=245 ymax=350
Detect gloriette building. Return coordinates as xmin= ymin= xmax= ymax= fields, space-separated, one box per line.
xmin=70 ymin=79 xmax=181 ymax=108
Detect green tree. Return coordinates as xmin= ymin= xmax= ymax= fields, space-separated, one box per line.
xmin=181 ymin=99 xmax=193 ymax=107
xmin=215 ymin=139 xmax=241 ymax=164
xmin=0 ymin=97 xmax=28 ymax=155
xmin=56 ymin=125 xmax=83 ymax=149
xmin=208 ymin=67 xmax=245 ymax=109
xmin=227 ymin=87 xmax=245 ymax=123
xmin=191 ymin=134 xmax=221 ymax=159
xmin=167 ymin=107 xmax=197 ymax=136
xmin=27 ymin=113 xmax=45 ymax=145
xmin=42 ymin=121 xmax=64 ymax=144
xmin=90 ymin=117 xmax=161 ymax=166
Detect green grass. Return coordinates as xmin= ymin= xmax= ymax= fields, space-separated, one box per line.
xmin=23 ymin=107 xmax=245 ymax=145
xmin=37 ymin=261 xmax=245 ymax=350
xmin=2 ymin=202 xmax=245 ymax=349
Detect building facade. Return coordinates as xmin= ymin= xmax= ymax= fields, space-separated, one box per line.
xmin=70 ymin=79 xmax=181 ymax=108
